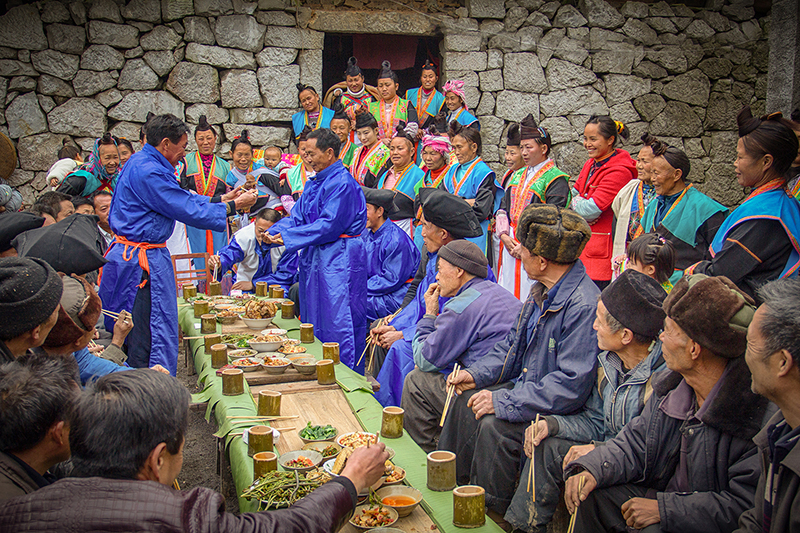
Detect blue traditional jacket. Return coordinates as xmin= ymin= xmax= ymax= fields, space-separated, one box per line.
xmin=291 ymin=107 xmax=335 ymax=138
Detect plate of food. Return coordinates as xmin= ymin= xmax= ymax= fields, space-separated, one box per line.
xmin=260 ymin=328 xmax=288 ymax=337
xmin=228 ymin=348 xmax=258 ymax=359
xmin=301 ymin=441 xmax=342 ymax=459
xmin=349 ymin=504 xmax=398 ymax=530
xmin=231 ymin=357 xmax=262 ymax=371
xmin=260 ymin=356 xmax=291 ymax=374
xmin=281 ymin=338 xmax=302 ymax=347
xmin=336 ymin=432 xmax=379 ymax=449
xmin=222 ymin=333 xmax=254 ymax=349
xmin=279 ymin=344 xmax=307 ymax=355
xmin=383 ymin=465 xmax=405 ymax=485
xmin=212 ymin=298 xmax=234 ymax=304
xmin=278 ymin=450 xmax=323 ymax=472
xmin=215 ymin=309 xmax=239 ymax=324
xmin=298 ymin=422 xmax=338 ymax=443
xmin=249 ymin=334 xmax=287 ymax=352
xmin=241 ymin=469 xmax=330 ymax=511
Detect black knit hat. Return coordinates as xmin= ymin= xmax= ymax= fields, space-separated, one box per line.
xmin=601 ymin=270 xmax=666 ymax=339
xmin=0 ymin=257 xmax=63 ymax=340
xmin=663 ymin=274 xmax=756 ymax=359
xmin=438 ymin=240 xmax=488 ymax=279
xmin=515 ymin=204 xmax=591 ymax=263
xmin=417 ymin=187 xmax=482 ymax=239
xmin=362 ymin=186 xmax=397 ymax=216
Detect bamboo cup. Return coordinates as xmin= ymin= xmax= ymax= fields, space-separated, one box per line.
xmin=253 ymin=451 xmax=277 ymax=479
xmin=300 ymin=323 xmax=314 ymax=343
xmin=255 ymin=282 xmax=268 ymax=297
xmin=381 ymin=406 xmax=404 ymax=439
xmin=272 ymin=287 xmax=285 ymax=299
xmin=193 ymin=300 xmax=209 ymax=318
xmin=221 ymin=369 xmax=244 ymax=396
xmin=453 ymin=485 xmax=486 ymax=528
xmin=200 ymin=314 xmax=216 ymax=334
xmin=316 ymin=360 xmax=336 ymax=385
xmin=281 ymin=300 xmax=295 ymax=320
xmin=207 ymin=280 xmax=222 ymax=296
xmin=182 ymin=284 xmax=197 ymax=299
xmin=322 ymin=342 xmax=340 ymax=364
xmin=204 ymin=334 xmax=221 ymax=355
xmin=268 ymin=285 xmax=281 ymax=297
xmin=211 ymin=343 xmax=228 ymax=369
xmin=427 ymin=450 xmax=457 ymax=491
xmin=257 ymin=390 xmax=282 ymax=417
xmin=247 ymin=425 xmax=274 ymax=457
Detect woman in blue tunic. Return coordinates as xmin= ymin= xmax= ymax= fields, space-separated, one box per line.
xmin=442 ymin=79 xmax=480 ymax=130
xmin=56 ymin=133 xmax=121 ymax=197
xmin=406 ymin=60 xmax=445 ymax=162
xmin=375 ymin=125 xmax=425 ymax=236
xmin=291 ymin=83 xmax=334 ymax=141
xmin=225 ymin=130 xmax=284 ymax=217
xmin=99 ymin=115 xmax=257 ymax=375
xmin=441 ymin=122 xmax=498 ymax=255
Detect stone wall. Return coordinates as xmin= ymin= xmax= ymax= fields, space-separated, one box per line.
xmin=0 ymin=0 xmax=770 ymax=207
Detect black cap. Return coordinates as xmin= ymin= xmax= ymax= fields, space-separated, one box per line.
xmin=417 ymin=187 xmax=482 ymax=239
xmin=0 ymin=211 xmax=45 ymax=253
xmin=0 ymin=257 xmax=63 ymax=340
xmin=362 ymin=187 xmax=397 ymax=216
xmin=13 ymin=214 xmax=108 ymax=276
xmin=601 ymin=270 xmax=667 ymax=339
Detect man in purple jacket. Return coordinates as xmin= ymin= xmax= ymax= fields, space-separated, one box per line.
xmin=402 ymin=240 xmax=522 ymax=452
xmin=0 ymin=369 xmax=389 ymax=533
xmin=439 ymin=204 xmax=598 ymax=522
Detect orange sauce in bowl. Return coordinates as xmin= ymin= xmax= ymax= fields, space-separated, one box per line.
xmin=382 ymin=495 xmax=418 ymax=506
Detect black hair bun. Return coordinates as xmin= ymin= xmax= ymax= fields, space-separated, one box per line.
xmin=198 ymin=115 xmax=210 ymax=128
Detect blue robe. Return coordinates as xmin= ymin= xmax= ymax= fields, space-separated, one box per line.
xmin=442 ymin=157 xmax=497 ymax=253
xmin=99 ymin=144 xmax=228 ymax=375
xmin=447 ymin=108 xmax=480 ymax=130
xmin=406 ymin=87 xmax=446 ymax=161
xmin=375 ymin=248 xmax=495 ymax=406
xmin=275 ymin=160 xmax=368 ymax=372
xmin=291 ymin=107 xmax=335 ymax=139
xmin=362 ymin=219 xmax=420 ymax=322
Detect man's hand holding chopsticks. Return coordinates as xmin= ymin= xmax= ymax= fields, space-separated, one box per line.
xmin=447 ymin=369 xmax=476 ymax=395
xmin=524 ymin=418 xmax=550 ymax=458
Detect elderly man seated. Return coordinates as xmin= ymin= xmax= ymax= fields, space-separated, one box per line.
xmin=736 ymin=278 xmax=800 ymax=533
xmin=0 ymin=370 xmax=389 ymax=533
xmin=401 ymin=240 xmax=522 ymax=452
xmin=564 ymin=274 xmax=774 ymax=533
xmin=0 ymin=353 xmax=79 ymax=501
xmin=439 ymin=204 xmax=599 ymax=523
xmin=505 ymin=269 xmax=668 ymax=532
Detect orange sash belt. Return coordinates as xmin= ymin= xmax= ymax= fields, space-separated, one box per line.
xmin=112 ymin=235 xmax=167 ymax=289
xmin=339 ymin=233 xmax=361 ymax=239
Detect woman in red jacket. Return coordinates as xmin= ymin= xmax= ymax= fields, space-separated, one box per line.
xmin=570 ymin=116 xmax=637 ymax=289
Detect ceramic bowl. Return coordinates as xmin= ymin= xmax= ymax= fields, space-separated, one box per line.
xmin=298 ymin=425 xmax=338 ymax=444
xmin=260 ymin=328 xmax=288 ymax=337
xmin=260 ymin=356 xmax=291 ymax=375
xmin=349 ymin=504 xmax=398 ymax=530
xmin=231 ymin=357 xmax=262 ymax=372
xmin=278 ymin=450 xmax=323 ymax=472
xmin=301 ymin=441 xmax=342 ymax=459
xmin=375 ymin=486 xmax=422 ymax=517
xmin=248 ymin=337 xmax=285 ymax=352
xmin=291 ymin=357 xmax=317 ymax=375
xmin=240 ymin=316 xmax=274 ymax=330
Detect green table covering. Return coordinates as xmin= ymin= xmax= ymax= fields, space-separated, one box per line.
xmin=180 ymin=298 xmax=503 ymax=532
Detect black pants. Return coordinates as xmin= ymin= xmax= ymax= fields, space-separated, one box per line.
xmin=438 ymin=384 xmax=524 ymax=515
xmin=127 ymin=271 xmax=152 ymax=369
xmin=573 ymin=483 xmax=662 ymax=533
xmin=401 ymin=369 xmax=448 ymax=453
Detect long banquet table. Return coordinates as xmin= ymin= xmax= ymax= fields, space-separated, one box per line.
xmin=179 ymin=297 xmax=503 ymax=533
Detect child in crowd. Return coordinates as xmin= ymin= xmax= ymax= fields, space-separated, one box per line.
xmin=612 ymin=232 xmax=676 ymax=292
xmin=47 ymin=140 xmax=84 ymax=189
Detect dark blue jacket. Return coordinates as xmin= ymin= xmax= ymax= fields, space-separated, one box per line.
xmin=467 ymin=260 xmax=599 ymax=423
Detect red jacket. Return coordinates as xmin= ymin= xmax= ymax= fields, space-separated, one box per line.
xmin=573 ymin=150 xmax=637 ymax=280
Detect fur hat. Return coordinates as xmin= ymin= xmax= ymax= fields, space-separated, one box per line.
xmin=663 ymin=274 xmax=756 ymax=358
xmin=601 ymin=270 xmax=667 ymax=339
xmin=515 ymin=204 xmax=591 ymax=263
xmin=43 ymin=274 xmax=102 ymax=348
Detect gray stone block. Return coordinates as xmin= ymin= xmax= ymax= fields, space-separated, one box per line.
xmin=141 ymin=25 xmax=182 ymax=50
xmin=222 ymin=123 xmax=290 ymax=147
xmin=72 ymin=70 xmax=117 ymax=96
xmin=579 ymin=0 xmax=624 ymax=29
xmin=88 ymin=21 xmax=140 ymax=48
xmin=263 ymin=26 xmax=322 ymax=49
xmin=143 ymin=50 xmax=178 ymax=76
xmin=0 ymin=5 xmax=48 ymax=50
xmin=185 ymin=43 xmax=256 ymax=69
xmin=505 ymin=7 xmax=529 ymax=32
xmin=166 ymin=61 xmax=220 ymax=102
xmin=228 ymin=107 xmax=294 ymax=123
xmin=467 ymin=0 xmax=505 ymax=19
xmin=298 ymin=49 xmax=322 ymax=93
xmin=256 ymin=47 xmax=297 ymax=67
xmin=8 ymin=76 xmax=35 ymax=92
xmin=96 ymin=88 xmax=123 ymax=107
xmin=487 ymin=49 xmax=503 ymax=69
xmin=17 ymin=133 xmax=69 ymax=171
xmin=540 ymin=86 xmax=608 ymax=116
xmin=540 ymin=116 xmax=578 ymax=142
xmin=495 ymin=90 xmax=539 ymax=121
xmin=46 ymin=24 xmax=87 ymax=55
xmin=684 ymin=19 xmax=716 ymax=41
xmin=47 ymin=98 xmax=107 ymax=136
xmin=443 ymin=33 xmax=483 ymax=52
xmin=257 ymin=64 xmax=300 ymax=108
xmin=553 ymin=5 xmax=587 ymax=28
xmin=546 ymin=58 xmax=596 ymax=90
xmin=649 ymin=101 xmax=703 ymax=136
xmin=6 ymin=92 xmax=47 ymax=138
xmin=254 ymin=10 xmax=295 ymax=26
xmin=503 ymin=52 xmax=546 ymax=92
xmin=646 ymin=47 xmax=687 ymax=74
xmin=162 ymin=0 xmax=194 ymax=21
xmin=122 ymin=0 xmax=163 ymax=22
xmin=620 ymin=1 xmax=648 ymax=18
xmin=632 ymin=93 xmax=666 ymax=121
xmin=109 ymin=90 xmax=184 ymax=121
xmin=81 ymin=44 xmax=125 ymax=71
xmin=184 ymin=16 xmax=215 ymax=44
xmin=186 ymin=103 xmax=230 ymax=123
xmin=605 ymin=74 xmax=651 ymax=106
xmin=31 ymin=50 xmax=80 ymax=80
xmin=89 ymin=0 xmax=124 ymax=23
xmin=662 ymin=70 xmax=710 ymax=106
xmin=126 ymin=46 xmax=144 ymax=58
xmin=37 ymin=74 xmax=76 ymax=97
xmin=444 ymin=52 xmax=488 ymax=72
xmin=220 ymin=69 xmax=261 ymax=108
xmin=42 ymin=1 xmax=73 ymax=24
xmin=704 ymin=92 xmax=741 ymax=130
xmin=479 ymin=69 xmax=504 ymax=92
xmin=553 ymin=37 xmax=589 ymax=65
xmin=213 ymin=15 xmax=265 ymax=52
xmin=195 ymin=0 xmax=234 ymax=16
xmin=621 ymin=18 xmax=658 ymax=45
xmin=118 ymin=58 xmax=159 ymax=90
xmin=645 ymin=17 xmax=677 ymax=33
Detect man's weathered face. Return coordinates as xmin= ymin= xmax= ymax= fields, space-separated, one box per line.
xmin=163 ymin=134 xmax=189 ymax=167
xmin=254 ymin=218 xmax=275 ymax=244
xmin=435 ymin=258 xmax=462 ymax=298
xmin=75 ymin=204 xmax=94 ymax=215
xmin=659 ymin=316 xmax=692 ymax=373
xmin=420 ymin=214 xmax=447 ymax=253
xmin=304 ymin=138 xmax=334 ymax=173
xmin=365 ymin=203 xmax=384 ymax=232
xmin=745 ymin=305 xmax=778 ymax=398
xmin=594 ymin=299 xmax=623 ymax=353
xmin=57 ymin=200 xmax=74 ymax=221
xmin=93 ymin=194 xmax=112 ymax=231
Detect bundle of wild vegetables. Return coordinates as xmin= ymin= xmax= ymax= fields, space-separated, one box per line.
xmin=242 ymin=469 xmax=330 ymax=510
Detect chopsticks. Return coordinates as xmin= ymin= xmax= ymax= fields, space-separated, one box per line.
xmin=566 ymin=475 xmax=586 ymax=533
xmin=439 ymin=363 xmax=461 ymax=428
xmin=173 ymin=480 xmax=181 ymax=490
xmin=101 ymin=309 xmax=129 ymax=320
xmin=226 ymin=415 xmax=298 ymax=420
xmin=230 ymin=426 xmax=295 ymax=436
xmin=528 ymin=413 xmax=541 ymax=501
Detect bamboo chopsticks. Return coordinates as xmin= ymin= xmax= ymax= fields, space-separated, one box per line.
xmin=173 ymin=480 xmax=181 ymax=490
xmin=566 ymin=475 xmax=586 ymax=533
xmin=226 ymin=415 xmax=298 ymax=420
xmin=439 ymin=363 xmax=461 ymax=428
xmin=101 ymin=309 xmax=129 ymax=320
xmin=528 ymin=413 xmax=541 ymax=501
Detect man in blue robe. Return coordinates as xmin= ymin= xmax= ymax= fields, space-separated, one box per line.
xmin=361 ymin=187 xmax=420 ymax=322
xmin=264 ymin=129 xmax=368 ymax=372
xmin=371 ymin=188 xmax=488 ymax=406
xmin=98 ymin=115 xmax=256 ymax=375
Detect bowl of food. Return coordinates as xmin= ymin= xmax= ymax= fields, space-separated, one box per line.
xmin=349 ymin=504 xmax=398 ymax=530
xmin=248 ymin=334 xmax=287 ymax=352
xmin=212 ymin=298 xmax=234 ymax=304
xmin=240 ymin=316 xmax=274 ymax=330
xmin=260 ymin=356 xmax=291 ymax=375
xmin=278 ymin=450 xmax=323 ymax=472
xmin=298 ymin=422 xmax=338 ymax=443
xmin=376 ymin=486 xmax=422 ymax=518
xmin=302 ymin=441 xmax=342 ymax=459
xmin=336 ymin=432 xmax=379 ymax=449
xmin=215 ymin=309 xmax=239 ymax=324
xmin=291 ymin=357 xmax=317 ymax=375
xmin=260 ymin=328 xmax=288 ymax=337
xmin=383 ymin=465 xmax=405 ymax=486
xmin=222 ymin=333 xmax=254 ymax=349
xmin=231 ymin=357 xmax=262 ymax=372
xmin=281 ymin=338 xmax=302 ymax=347
xmin=243 ymin=300 xmax=278 ymax=320
xmin=228 ymin=348 xmax=259 ymax=359
xmin=279 ymin=344 xmax=307 ymax=356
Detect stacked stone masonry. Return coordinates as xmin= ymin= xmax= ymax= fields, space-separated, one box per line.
xmin=0 ymin=0 xmax=771 ymax=207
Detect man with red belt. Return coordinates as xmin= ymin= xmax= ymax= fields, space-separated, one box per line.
xmin=98 ymin=115 xmax=256 ymax=375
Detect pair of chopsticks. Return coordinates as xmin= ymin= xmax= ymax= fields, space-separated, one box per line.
xmin=101 ymin=309 xmax=128 ymax=320
xmin=358 ymin=309 xmax=402 ymax=369
xmin=566 ymin=475 xmax=586 ymax=533
xmin=226 ymin=415 xmax=298 ymax=420
xmin=527 ymin=414 xmax=541 ymax=500
xmin=438 ymin=363 xmax=461 ymax=428
xmin=230 ymin=426 xmax=296 ymax=436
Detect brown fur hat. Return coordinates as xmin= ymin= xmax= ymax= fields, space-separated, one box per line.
xmin=663 ymin=274 xmax=756 ymax=358
xmin=43 ymin=274 xmax=102 ymax=349
xmin=515 ymin=204 xmax=591 ymax=263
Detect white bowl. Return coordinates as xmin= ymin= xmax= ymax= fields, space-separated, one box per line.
xmin=240 ymin=316 xmax=274 ymax=330
xmin=248 ymin=338 xmax=285 ymax=352
xmin=261 ymin=328 xmax=288 ymax=337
